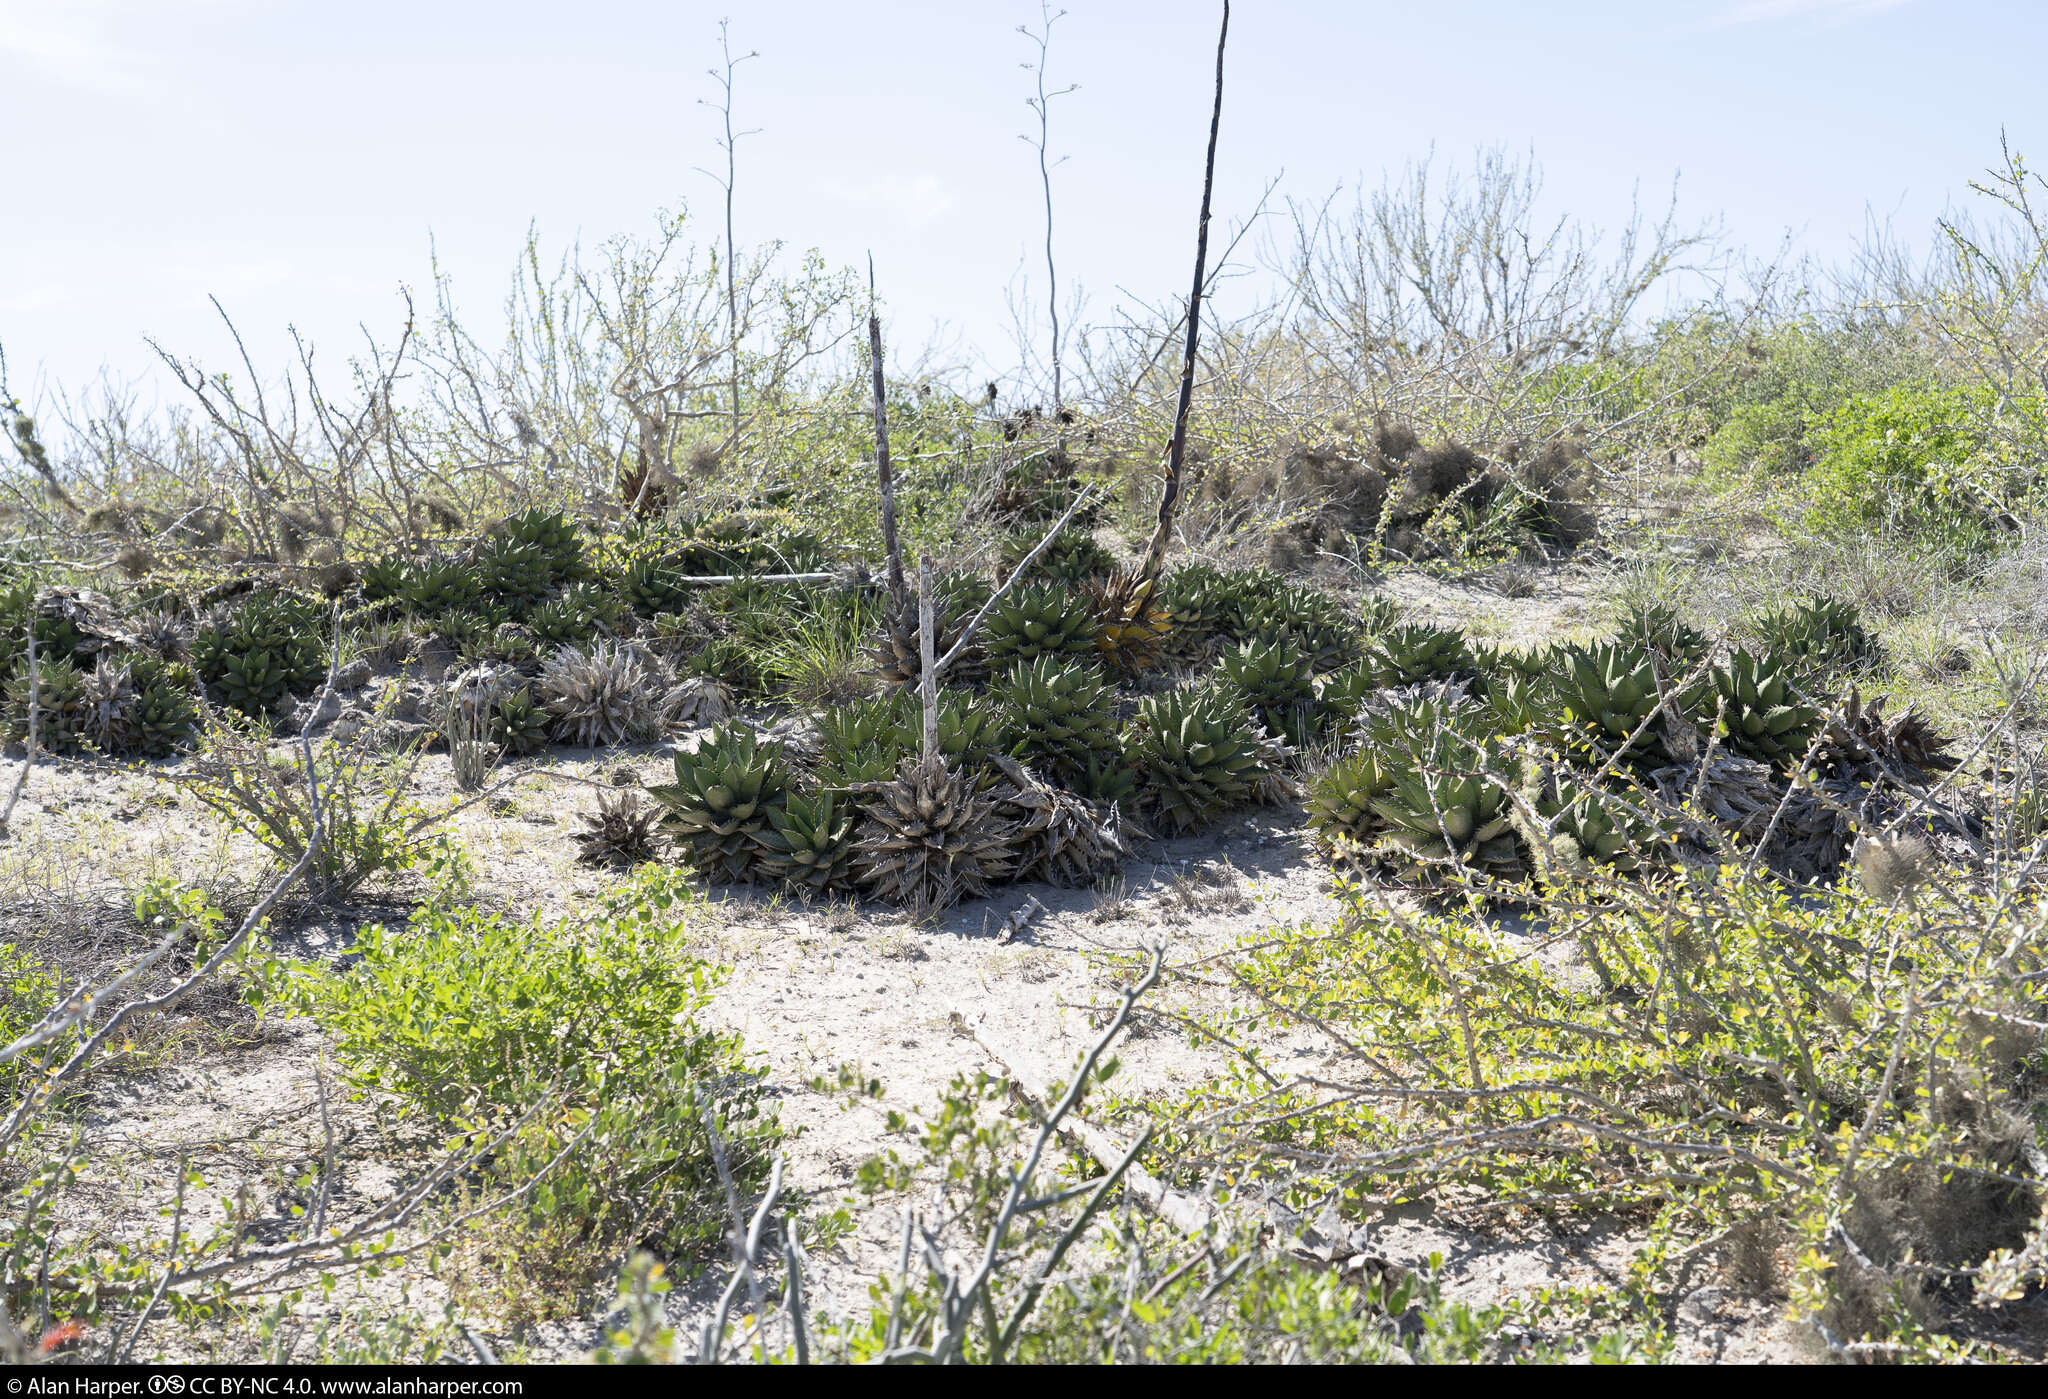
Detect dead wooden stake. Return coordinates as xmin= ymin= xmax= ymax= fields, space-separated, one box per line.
xmin=868 ymin=257 xmax=907 ymax=613
xmin=917 ymin=560 xmax=938 ymax=762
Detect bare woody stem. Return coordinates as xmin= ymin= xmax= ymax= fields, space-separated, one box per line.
xmin=868 ymin=259 xmax=907 ymax=611
xmin=1138 ymin=0 xmax=1231 ymax=591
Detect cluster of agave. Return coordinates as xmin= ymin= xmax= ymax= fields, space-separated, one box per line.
xmin=629 ymin=712 xmax=1137 ymax=914
xmin=192 ymin=589 xmax=327 ymax=719
xmin=1308 ymin=696 xmax=1522 ymax=882
xmin=0 ymin=582 xmax=204 ymax=756
xmin=1306 ymin=593 xmax=1940 ymax=888
xmin=13 ymin=496 xmax=1955 ymax=915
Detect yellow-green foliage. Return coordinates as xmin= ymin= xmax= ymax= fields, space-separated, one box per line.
xmin=1799 ymin=382 xmax=2040 ymax=549
xmin=1146 ymin=867 xmax=2048 ymax=1353
xmin=253 ymin=872 xmax=774 ymax=1263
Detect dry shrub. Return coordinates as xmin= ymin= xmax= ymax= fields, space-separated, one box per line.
xmin=1258 ymin=417 xmax=1598 ymax=570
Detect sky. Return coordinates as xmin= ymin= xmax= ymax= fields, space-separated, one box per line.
xmin=1 ymin=0 xmax=2042 ymax=419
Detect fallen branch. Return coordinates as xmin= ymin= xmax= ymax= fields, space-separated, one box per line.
xmin=967 ymin=1017 xmax=1213 ymax=1235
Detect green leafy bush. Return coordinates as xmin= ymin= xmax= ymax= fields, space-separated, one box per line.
xmin=1800 ymin=381 xmax=2036 ymax=548
xmin=0 ymin=942 xmax=60 ymax=1097
xmin=1146 ymin=866 xmax=2048 ymax=1356
xmin=264 ymin=883 xmax=774 ymax=1262
xmin=1699 ymin=322 xmax=1865 ymax=479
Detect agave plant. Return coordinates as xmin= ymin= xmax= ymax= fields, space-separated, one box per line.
xmin=1548 ymin=640 xmax=1701 ymax=769
xmin=1084 ymin=570 xmax=1172 ymax=679
xmin=357 ymin=555 xmax=412 ymax=603
xmin=1363 ymin=699 xmax=1522 ymax=882
xmin=526 ymin=593 xmax=602 ymax=648
xmin=128 ymin=605 xmax=193 ymax=663
xmin=473 ymin=534 xmax=557 ymax=615
xmin=990 ymin=755 xmax=1130 ymax=888
xmin=537 ymin=641 xmax=663 ymax=748
xmin=850 ymin=753 xmax=1018 ymax=916
xmin=1535 ymin=773 xmax=1672 ymax=877
xmin=400 ymin=558 xmax=480 ymax=614
xmin=1316 ymin=662 xmax=1383 ymax=731
xmin=1618 ymin=601 xmax=1711 ymax=666
xmin=574 ymin=788 xmax=662 ymax=866
xmin=4 ymin=656 xmax=89 ymax=755
xmin=816 ymin=690 xmax=1009 ymax=786
xmin=995 ymin=655 xmax=1122 ymax=789
xmin=0 ymin=582 xmax=106 ymax=677
xmin=893 ymin=689 xmax=1010 ymax=771
xmin=77 ymin=655 xmax=139 ymax=755
xmin=191 ymin=591 xmax=327 ymax=719
xmin=1125 ymin=684 xmax=1264 ymax=836
xmin=494 ymin=506 xmax=586 ymax=585
xmin=1239 ymin=585 xmax=1361 ymax=675
xmin=620 ymin=551 xmax=695 ymax=618
xmin=687 ymin=637 xmax=765 ymax=696
xmin=446 ymin=662 xmax=522 ymax=729
xmin=754 ymin=789 xmax=858 ymax=894
xmin=1815 ymin=687 xmax=1955 ymax=778
xmin=1003 ymin=526 xmax=1116 ymax=587
xmin=815 ymin=694 xmax=904 ymax=770
xmin=1306 ymin=750 xmax=1395 ymax=853
xmin=1357 ymin=593 xmax=1405 ymax=636
xmin=1078 ymin=755 xmax=1139 ymax=808
xmin=648 ymin=726 xmax=790 ymax=884
xmin=661 ymin=676 xmax=732 ymax=730
xmin=1756 ymin=596 xmax=1882 ymax=674
xmin=869 ymin=591 xmax=989 ymax=692
xmin=127 ymin=657 xmax=200 ymax=758
xmin=1220 ymin=638 xmax=1318 ymax=743
xmin=1712 ymin=649 xmax=1822 ymax=768
xmin=1157 ymin=563 xmax=1245 ymax=666
xmin=981 ymin=581 xmax=1103 ymax=674
xmin=490 ymin=685 xmax=552 ymax=756
xmin=1476 ymin=669 xmax=1551 ymax=737
xmin=1358 ymin=623 xmax=1473 ymax=688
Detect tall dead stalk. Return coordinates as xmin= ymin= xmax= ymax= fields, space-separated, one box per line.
xmin=1019 ymin=4 xmax=1078 ymax=420
xmin=698 ymin=19 xmax=761 ymax=449
xmin=1137 ymin=0 xmax=1231 ymax=592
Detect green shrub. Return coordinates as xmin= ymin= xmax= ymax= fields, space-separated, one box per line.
xmin=0 ymin=942 xmax=60 ymax=1097
xmin=1699 ymin=323 xmax=1862 ymax=479
xmin=1145 ymin=866 xmax=2048 ymax=1356
xmin=183 ymin=717 xmax=449 ymax=901
xmin=265 ymin=883 xmax=774 ymax=1263
xmin=1800 ymin=381 xmax=2036 ymax=548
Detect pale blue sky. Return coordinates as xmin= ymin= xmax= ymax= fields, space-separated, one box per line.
xmin=1 ymin=0 xmax=2041 ymax=410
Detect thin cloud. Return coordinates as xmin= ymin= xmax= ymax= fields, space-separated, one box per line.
xmin=0 ymin=2 xmax=150 ymax=94
xmin=816 ymin=174 xmax=961 ymax=232
xmin=0 ymin=1 xmax=257 ymax=95
xmin=1707 ymin=0 xmax=1914 ymax=26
